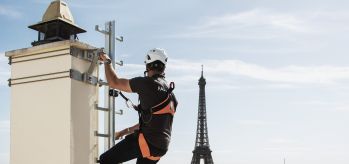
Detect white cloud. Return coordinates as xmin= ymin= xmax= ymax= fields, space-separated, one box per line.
xmin=263 ymin=146 xmax=312 ymax=152
xmin=335 ymin=105 xmax=349 ymax=112
xmin=0 ymin=5 xmax=21 ymax=18
xmin=201 ymin=9 xmax=308 ymax=31
xmin=118 ymin=58 xmax=349 ymax=90
xmin=296 ymin=100 xmax=334 ymax=106
xmin=265 ymin=138 xmax=312 ymax=153
xmin=269 ymin=138 xmax=295 ymax=144
xmin=306 ymin=10 xmax=349 ymax=33
xmin=169 ymin=9 xmax=349 ymax=40
xmin=294 ymin=100 xmax=349 ymax=112
xmin=236 ymin=120 xmax=275 ymax=126
xmin=169 ymin=59 xmax=349 ymax=85
xmin=168 ymin=9 xmax=311 ymax=39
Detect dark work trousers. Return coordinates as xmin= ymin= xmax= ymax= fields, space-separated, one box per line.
xmin=99 ymin=133 xmax=160 ymax=164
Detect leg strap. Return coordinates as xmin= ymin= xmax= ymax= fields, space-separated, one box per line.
xmin=138 ymin=133 xmax=161 ymax=161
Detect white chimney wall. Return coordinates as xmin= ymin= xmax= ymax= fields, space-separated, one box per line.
xmin=5 ymin=40 xmax=99 ymax=164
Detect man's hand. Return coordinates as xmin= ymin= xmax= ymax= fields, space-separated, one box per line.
xmin=115 ymin=128 xmax=130 ymax=140
xmin=98 ymin=52 xmax=132 ymax=92
xmin=115 ymin=124 xmax=139 ymax=140
xmin=98 ymin=52 xmax=111 ymax=63
xmin=115 ymin=131 xmax=125 ymax=140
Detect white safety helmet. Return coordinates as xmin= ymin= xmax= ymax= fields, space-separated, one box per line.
xmin=145 ymin=48 xmax=168 ymax=65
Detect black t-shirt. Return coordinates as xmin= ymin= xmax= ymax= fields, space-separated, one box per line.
xmin=129 ymin=76 xmax=177 ymax=153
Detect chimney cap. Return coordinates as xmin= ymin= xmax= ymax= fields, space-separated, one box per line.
xmin=28 ymin=0 xmax=86 ymax=34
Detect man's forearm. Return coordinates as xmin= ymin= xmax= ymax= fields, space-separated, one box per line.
xmin=104 ymin=64 xmax=118 ymax=88
xmin=130 ymin=123 xmax=140 ymax=132
xmin=100 ymin=54 xmax=131 ymax=92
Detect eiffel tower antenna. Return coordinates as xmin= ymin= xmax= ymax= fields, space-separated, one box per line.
xmin=191 ymin=65 xmax=214 ymax=164
xmin=201 ymin=65 xmax=204 ymax=76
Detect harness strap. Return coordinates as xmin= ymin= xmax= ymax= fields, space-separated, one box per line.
xmin=118 ymin=91 xmax=139 ymax=110
xmin=146 ymin=95 xmax=175 ymax=115
xmin=152 ymin=103 xmax=175 ymax=115
xmin=152 ymin=95 xmax=170 ymax=109
xmin=138 ymin=133 xmax=161 ymax=161
xmin=119 ymin=91 xmax=129 ymax=101
xmin=153 ymin=101 xmax=175 ymax=115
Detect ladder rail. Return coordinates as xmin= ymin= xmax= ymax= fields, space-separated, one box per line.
xmin=94 ymin=20 xmax=124 ymax=163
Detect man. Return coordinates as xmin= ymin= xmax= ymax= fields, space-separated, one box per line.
xmin=98 ymin=48 xmax=178 ymax=164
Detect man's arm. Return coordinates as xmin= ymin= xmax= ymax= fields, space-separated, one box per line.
xmin=100 ymin=53 xmax=132 ymax=92
xmin=115 ymin=123 xmax=140 ymax=140
xmin=104 ymin=64 xmax=132 ymax=92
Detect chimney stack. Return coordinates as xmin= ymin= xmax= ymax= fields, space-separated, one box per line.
xmin=5 ymin=1 xmax=99 ymax=164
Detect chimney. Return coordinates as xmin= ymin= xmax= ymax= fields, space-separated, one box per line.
xmin=28 ymin=0 xmax=86 ymax=46
xmin=5 ymin=1 xmax=99 ymax=164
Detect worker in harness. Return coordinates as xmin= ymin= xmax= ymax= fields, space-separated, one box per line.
xmin=98 ymin=48 xmax=178 ymax=164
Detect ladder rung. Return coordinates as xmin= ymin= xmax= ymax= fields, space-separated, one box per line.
xmin=95 ymin=104 xmax=110 ymax=112
xmin=115 ymin=109 xmax=123 ymax=115
xmin=94 ymin=131 xmax=110 ymax=138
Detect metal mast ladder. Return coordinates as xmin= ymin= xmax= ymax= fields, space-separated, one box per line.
xmin=94 ymin=20 xmax=124 ymax=163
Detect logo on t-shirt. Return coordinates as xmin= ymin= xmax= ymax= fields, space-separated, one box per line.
xmin=157 ymin=86 xmax=166 ymax=92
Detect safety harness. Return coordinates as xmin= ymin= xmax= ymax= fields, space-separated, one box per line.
xmin=118 ymin=76 xmax=176 ymax=161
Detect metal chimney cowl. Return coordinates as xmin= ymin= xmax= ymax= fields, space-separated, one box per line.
xmin=28 ymin=0 xmax=86 ymax=46
xmin=42 ymin=0 xmax=75 ymax=24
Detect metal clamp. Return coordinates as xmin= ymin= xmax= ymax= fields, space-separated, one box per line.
xmin=70 ymin=47 xmax=98 ymax=62
xmin=70 ymin=69 xmax=98 ymax=86
xmin=82 ymin=73 xmax=99 ymax=85
xmin=8 ymin=56 xmax=12 ymax=65
xmin=98 ymin=79 xmax=108 ymax=87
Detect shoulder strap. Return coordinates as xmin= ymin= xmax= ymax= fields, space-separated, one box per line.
xmin=150 ymin=76 xmax=177 ymax=113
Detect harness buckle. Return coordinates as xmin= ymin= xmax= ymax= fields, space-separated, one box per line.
xmin=167 ymin=82 xmax=175 ymax=94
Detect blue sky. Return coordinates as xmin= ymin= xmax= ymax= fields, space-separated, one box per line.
xmin=1 ymin=0 xmax=349 ymax=163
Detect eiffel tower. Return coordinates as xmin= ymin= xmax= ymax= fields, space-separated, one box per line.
xmin=191 ymin=66 xmax=214 ymax=164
